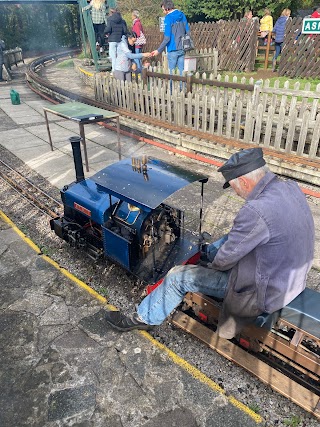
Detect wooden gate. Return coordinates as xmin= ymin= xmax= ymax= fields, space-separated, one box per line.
xmin=144 ymin=20 xmax=259 ymax=72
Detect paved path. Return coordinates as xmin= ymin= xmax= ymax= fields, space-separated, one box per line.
xmin=0 ymin=212 xmax=261 ymax=427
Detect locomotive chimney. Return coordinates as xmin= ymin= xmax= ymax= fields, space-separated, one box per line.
xmin=69 ymin=136 xmax=85 ymax=182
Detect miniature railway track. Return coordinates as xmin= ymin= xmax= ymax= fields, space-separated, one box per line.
xmin=23 ymin=52 xmax=320 ymax=421
xmin=172 ymin=310 xmax=320 ymax=419
xmin=0 ymin=159 xmax=63 ymax=218
xmin=172 ymin=291 xmax=320 ymax=420
xmin=25 ymin=52 xmax=320 ymax=175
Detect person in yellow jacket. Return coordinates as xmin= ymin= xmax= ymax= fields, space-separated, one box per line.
xmin=260 ymin=8 xmax=273 ymax=34
xmin=259 ymin=8 xmax=273 ymax=45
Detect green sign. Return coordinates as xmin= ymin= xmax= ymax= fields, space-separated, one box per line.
xmin=302 ymin=18 xmax=320 ymax=34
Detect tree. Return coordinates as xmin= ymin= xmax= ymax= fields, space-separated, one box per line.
xmin=175 ymin=0 xmax=303 ymax=21
xmin=0 ymin=4 xmax=80 ymax=52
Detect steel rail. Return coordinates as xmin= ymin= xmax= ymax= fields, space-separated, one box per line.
xmin=0 ymin=159 xmax=62 ymax=218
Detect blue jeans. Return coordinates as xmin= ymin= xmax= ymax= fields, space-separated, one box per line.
xmin=137 ymin=235 xmax=230 ymax=325
xmin=137 ymin=265 xmax=229 ymax=325
xmin=134 ymin=47 xmax=142 ymax=72
xmin=273 ymin=42 xmax=283 ymax=60
xmin=108 ymin=41 xmax=118 ymax=72
xmin=167 ymin=49 xmax=185 ymax=75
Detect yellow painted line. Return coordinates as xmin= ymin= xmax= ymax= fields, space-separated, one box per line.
xmin=140 ymin=329 xmax=263 ymax=423
xmin=78 ymin=66 xmax=94 ymax=77
xmin=0 ymin=211 xmax=42 ymax=254
xmin=43 ymin=255 xmax=109 ymax=304
xmin=0 ymin=211 xmax=113 ymax=307
xmin=0 ymin=209 xmax=262 ymax=424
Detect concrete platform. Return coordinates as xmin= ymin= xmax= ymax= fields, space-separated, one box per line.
xmin=0 ymin=211 xmax=261 ymax=427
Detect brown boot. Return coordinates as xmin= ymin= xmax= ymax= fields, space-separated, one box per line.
xmin=272 ymin=59 xmax=276 ymax=72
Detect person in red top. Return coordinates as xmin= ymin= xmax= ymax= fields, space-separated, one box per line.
xmin=311 ymin=6 xmax=320 ymax=18
xmin=131 ymin=10 xmax=145 ymax=72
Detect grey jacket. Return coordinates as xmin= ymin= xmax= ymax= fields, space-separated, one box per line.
xmin=212 ymin=172 xmax=314 ymax=339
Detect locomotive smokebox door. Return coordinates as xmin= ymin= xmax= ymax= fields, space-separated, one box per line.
xmin=91 ymin=158 xmax=208 ymax=282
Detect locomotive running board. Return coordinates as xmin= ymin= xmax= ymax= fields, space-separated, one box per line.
xmin=172 ymin=311 xmax=320 ymax=419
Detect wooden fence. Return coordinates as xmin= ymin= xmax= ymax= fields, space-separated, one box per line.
xmin=95 ymin=71 xmax=320 ymax=162
xmin=159 ymin=48 xmax=218 ymax=76
xmin=144 ymin=18 xmax=320 ymax=77
xmin=144 ymin=19 xmax=259 ymax=72
xmin=279 ymin=17 xmax=320 ymax=78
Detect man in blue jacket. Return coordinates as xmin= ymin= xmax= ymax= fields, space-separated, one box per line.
xmin=272 ymin=8 xmax=291 ymax=71
xmin=105 ymin=148 xmax=315 ymax=339
xmin=151 ymin=0 xmax=189 ymax=75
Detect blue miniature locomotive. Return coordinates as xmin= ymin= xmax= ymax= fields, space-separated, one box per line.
xmin=50 ymin=136 xmax=208 ymax=283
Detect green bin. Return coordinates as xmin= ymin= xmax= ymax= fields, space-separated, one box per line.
xmin=10 ymin=89 xmax=21 ymax=105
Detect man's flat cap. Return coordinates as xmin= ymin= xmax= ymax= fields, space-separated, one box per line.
xmin=218 ymin=148 xmax=266 ymax=189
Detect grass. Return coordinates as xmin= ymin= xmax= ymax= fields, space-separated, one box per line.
xmin=219 ymin=69 xmax=320 ymax=90
xmin=77 ymin=50 xmax=91 ymax=59
xmin=97 ymin=286 xmax=109 ymax=298
xmin=247 ymin=403 xmax=261 ymax=414
xmin=39 ymin=245 xmax=52 ymax=256
xmin=56 ymin=59 xmax=74 ymax=69
xmin=283 ymin=415 xmax=301 ymax=427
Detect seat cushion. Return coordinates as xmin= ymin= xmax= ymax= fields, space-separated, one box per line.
xmin=279 ymin=288 xmax=320 ymax=339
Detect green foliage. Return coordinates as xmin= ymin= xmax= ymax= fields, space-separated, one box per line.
xmin=56 ymin=59 xmax=74 ymax=68
xmin=0 ymin=4 xmax=80 ymax=52
xmin=220 ymin=70 xmax=320 ymax=88
xmin=77 ymin=50 xmax=90 ymax=59
xmin=39 ymin=245 xmax=51 ymax=256
xmin=283 ymin=416 xmax=301 ymax=427
xmin=175 ymin=0 xmax=302 ymax=21
xmin=97 ymin=286 xmax=109 ymax=298
xmin=0 ymin=0 xmax=316 ymax=55
xmin=247 ymin=403 xmax=261 ymax=414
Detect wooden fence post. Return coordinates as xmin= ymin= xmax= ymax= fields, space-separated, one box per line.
xmin=142 ymin=68 xmax=148 ymax=87
xmin=186 ymin=74 xmax=192 ymax=93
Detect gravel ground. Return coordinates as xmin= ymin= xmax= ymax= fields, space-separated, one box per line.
xmin=1 ymin=143 xmax=320 ymax=427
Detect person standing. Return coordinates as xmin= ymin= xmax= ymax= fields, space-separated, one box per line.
xmin=131 ymin=10 xmax=146 ymax=73
xmin=260 ymin=8 xmax=273 ymax=33
xmin=105 ymin=148 xmax=314 ymax=339
xmin=0 ymin=39 xmax=5 ymax=82
xmin=311 ymin=6 xmax=320 ymax=18
xmin=241 ymin=10 xmax=253 ymax=21
xmin=114 ymin=31 xmax=151 ymax=82
xmin=82 ymin=0 xmax=108 ymax=53
xmin=151 ymin=0 xmax=190 ymax=76
xmin=105 ymin=8 xmax=128 ymax=74
xmin=259 ymin=8 xmax=273 ymax=44
xmin=272 ymin=8 xmax=291 ymax=71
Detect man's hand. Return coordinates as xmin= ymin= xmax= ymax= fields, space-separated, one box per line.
xmin=151 ymin=50 xmax=159 ymax=57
